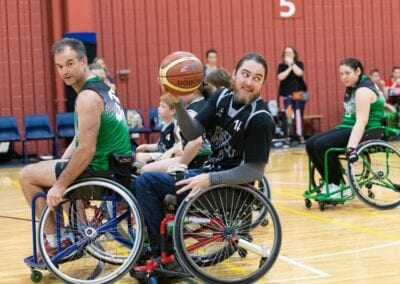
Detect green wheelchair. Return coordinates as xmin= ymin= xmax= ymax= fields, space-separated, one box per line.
xmin=304 ymin=126 xmax=400 ymax=210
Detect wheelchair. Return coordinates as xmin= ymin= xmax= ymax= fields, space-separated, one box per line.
xmin=304 ymin=126 xmax=400 ymax=210
xmin=25 ymin=166 xmax=280 ymax=283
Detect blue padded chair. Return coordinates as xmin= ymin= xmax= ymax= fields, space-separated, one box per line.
xmin=0 ymin=116 xmax=22 ymax=159
xmin=0 ymin=116 xmax=21 ymax=142
xmin=126 ymin=108 xmax=152 ymax=143
xmin=149 ymin=106 xmax=162 ymax=133
xmin=56 ymin=112 xmax=75 ymax=139
xmin=23 ymin=114 xmax=57 ymax=163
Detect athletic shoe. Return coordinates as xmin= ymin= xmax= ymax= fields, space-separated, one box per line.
xmin=37 ymin=238 xmax=73 ymax=264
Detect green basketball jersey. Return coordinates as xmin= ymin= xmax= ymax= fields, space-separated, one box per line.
xmin=76 ymin=77 xmax=131 ymax=171
xmin=337 ymin=76 xmax=385 ymax=131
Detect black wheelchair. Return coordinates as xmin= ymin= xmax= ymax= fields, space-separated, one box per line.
xmin=25 ymin=159 xmax=281 ymax=284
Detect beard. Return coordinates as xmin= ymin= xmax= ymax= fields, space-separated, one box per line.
xmin=233 ymin=86 xmax=260 ymax=105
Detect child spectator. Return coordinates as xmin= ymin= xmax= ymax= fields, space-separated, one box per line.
xmin=135 ymin=94 xmax=181 ymax=165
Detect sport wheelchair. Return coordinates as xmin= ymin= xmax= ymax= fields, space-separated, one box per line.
xmin=304 ymin=126 xmax=400 ymax=210
xmin=25 ymin=166 xmax=281 ymax=284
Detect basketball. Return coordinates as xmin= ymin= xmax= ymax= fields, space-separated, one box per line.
xmin=159 ymin=51 xmax=203 ymax=96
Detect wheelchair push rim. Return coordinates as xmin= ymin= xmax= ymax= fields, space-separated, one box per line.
xmin=173 ymin=184 xmax=282 ymax=284
xmin=347 ymin=140 xmax=400 ymax=210
xmin=37 ymin=178 xmax=145 ymax=284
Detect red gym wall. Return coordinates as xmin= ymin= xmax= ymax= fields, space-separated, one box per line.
xmin=1 ymin=0 xmax=400 ymax=155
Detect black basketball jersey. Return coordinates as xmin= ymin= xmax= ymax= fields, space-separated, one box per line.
xmin=203 ymin=89 xmax=272 ymax=171
xmin=157 ymin=120 xmax=177 ymax=152
xmin=181 ymin=97 xmax=208 ymax=148
xmin=187 ymin=97 xmax=206 ymax=113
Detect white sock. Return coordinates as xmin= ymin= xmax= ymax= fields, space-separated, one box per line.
xmin=46 ymin=229 xmax=71 ymax=247
xmin=46 ymin=234 xmax=58 ymax=248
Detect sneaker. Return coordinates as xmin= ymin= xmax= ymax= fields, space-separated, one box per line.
xmin=38 ymin=238 xmax=73 ymax=264
xmin=327 ymin=183 xmax=352 ymax=198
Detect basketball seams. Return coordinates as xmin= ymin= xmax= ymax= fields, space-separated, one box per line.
xmin=159 ymin=56 xmax=202 ymax=77
xmin=159 ymin=51 xmax=203 ymax=95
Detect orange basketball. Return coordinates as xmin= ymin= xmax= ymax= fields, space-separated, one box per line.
xmin=159 ymin=51 xmax=203 ymax=96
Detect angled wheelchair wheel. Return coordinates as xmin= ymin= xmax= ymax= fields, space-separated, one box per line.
xmin=251 ymin=176 xmax=271 ymax=227
xmin=254 ymin=176 xmax=271 ymax=200
xmin=38 ymin=178 xmax=144 ymax=284
xmin=347 ymin=140 xmax=400 ymax=210
xmin=173 ymin=184 xmax=282 ymax=284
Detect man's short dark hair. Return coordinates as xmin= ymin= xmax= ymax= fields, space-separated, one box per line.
xmin=205 ymin=68 xmax=231 ymax=89
xmin=392 ymin=66 xmax=400 ymax=73
xmin=206 ymin=48 xmax=217 ymax=58
xmin=369 ymin=68 xmax=380 ymax=75
xmin=52 ymin=38 xmax=87 ymax=60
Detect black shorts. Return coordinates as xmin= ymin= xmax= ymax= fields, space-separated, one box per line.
xmin=55 ymin=161 xmax=112 ymax=180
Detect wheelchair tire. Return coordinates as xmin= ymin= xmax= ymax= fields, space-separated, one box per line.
xmin=250 ymin=176 xmax=271 ymax=229
xmin=38 ymin=178 xmax=144 ymax=284
xmin=173 ymin=184 xmax=282 ymax=284
xmin=347 ymin=140 xmax=400 ymax=210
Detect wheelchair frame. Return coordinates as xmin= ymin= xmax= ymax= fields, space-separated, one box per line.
xmin=304 ymin=126 xmax=400 ymax=211
xmin=24 ymin=175 xmax=281 ymax=284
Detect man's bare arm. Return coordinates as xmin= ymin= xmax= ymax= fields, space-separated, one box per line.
xmin=55 ymin=90 xmax=103 ymax=188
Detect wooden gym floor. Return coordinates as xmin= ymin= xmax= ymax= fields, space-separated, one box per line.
xmin=1 ymin=145 xmax=400 ymax=283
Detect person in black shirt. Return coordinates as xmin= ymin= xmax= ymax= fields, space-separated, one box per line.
xmin=131 ymin=53 xmax=275 ymax=258
xmin=277 ymin=46 xmax=307 ymax=145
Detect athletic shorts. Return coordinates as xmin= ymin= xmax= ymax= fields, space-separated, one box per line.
xmin=55 ymin=160 xmax=112 ymax=180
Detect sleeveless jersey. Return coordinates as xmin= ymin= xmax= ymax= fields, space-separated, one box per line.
xmin=337 ymin=76 xmax=385 ymax=131
xmin=204 ymin=89 xmax=271 ymax=171
xmin=78 ymin=77 xmax=131 ymax=171
xmin=157 ymin=120 xmax=177 ymax=152
xmin=182 ymin=97 xmax=212 ymax=156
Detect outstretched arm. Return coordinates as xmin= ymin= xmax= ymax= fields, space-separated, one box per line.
xmin=174 ymin=100 xmax=205 ymax=140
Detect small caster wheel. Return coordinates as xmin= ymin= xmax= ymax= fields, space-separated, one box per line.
xmin=31 ymin=270 xmax=42 ymax=283
xmin=305 ymin=199 xmax=312 ymax=208
xmin=318 ymin=201 xmax=326 ymax=211
xmin=238 ymin=248 xmax=248 ymax=258
xmin=368 ymin=190 xmax=375 ymax=199
xmin=261 ymin=218 xmax=269 ymax=227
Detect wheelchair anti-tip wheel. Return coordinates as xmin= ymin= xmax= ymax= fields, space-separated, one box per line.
xmin=173 ymin=184 xmax=282 ymax=284
xmin=38 ymin=178 xmax=144 ymax=284
xmin=347 ymin=140 xmax=400 ymax=210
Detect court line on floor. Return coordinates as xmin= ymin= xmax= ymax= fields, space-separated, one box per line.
xmin=345 ymin=207 xmax=400 ymax=221
xmin=275 ymin=204 xmax=400 ymax=241
xmin=268 ymin=274 xmax=330 ymax=283
xmin=258 ymin=254 xmax=330 ymax=283
xmin=295 ymin=240 xmax=400 ymax=261
xmin=3 ymin=177 xmax=20 ymax=189
xmin=278 ymin=254 xmax=330 ymax=276
xmin=273 ymin=190 xmax=400 ymax=222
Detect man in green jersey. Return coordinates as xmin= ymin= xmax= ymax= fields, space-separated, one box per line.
xmin=19 ymin=38 xmax=131 ymax=252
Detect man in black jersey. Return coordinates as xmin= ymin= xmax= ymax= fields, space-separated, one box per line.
xmin=131 ymin=53 xmax=275 ymax=259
